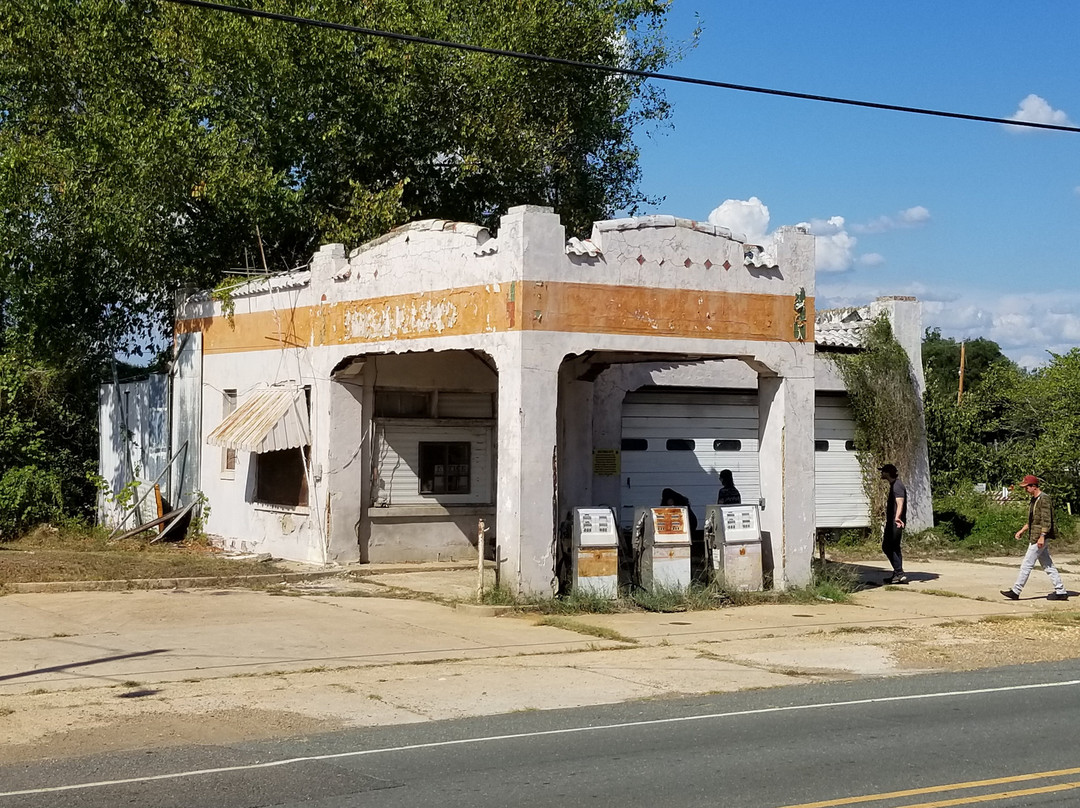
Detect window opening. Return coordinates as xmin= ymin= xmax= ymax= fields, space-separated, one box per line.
xmin=666 ymin=439 xmax=695 ymax=451
xmin=419 ymin=441 xmax=471 ymax=494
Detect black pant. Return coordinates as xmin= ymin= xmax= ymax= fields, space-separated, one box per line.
xmin=882 ymin=524 xmax=904 ymax=574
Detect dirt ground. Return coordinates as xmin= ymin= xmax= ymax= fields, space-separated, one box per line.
xmin=3 ymin=612 xmax=1079 ymax=766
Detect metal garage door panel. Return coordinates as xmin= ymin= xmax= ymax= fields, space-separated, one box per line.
xmin=814 ymin=395 xmax=870 ymax=528
xmin=620 ymin=391 xmax=761 ymax=530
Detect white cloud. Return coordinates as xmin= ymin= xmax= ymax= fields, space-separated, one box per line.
xmin=1006 ymin=94 xmax=1075 ymax=128
xmin=707 ymin=197 xmax=770 ymax=243
xmin=801 ymin=216 xmax=857 ymax=272
xmin=851 ymin=205 xmax=932 ymax=234
xmin=707 ymin=197 xmax=929 ymax=275
xmin=818 ymin=281 xmax=1080 ymax=368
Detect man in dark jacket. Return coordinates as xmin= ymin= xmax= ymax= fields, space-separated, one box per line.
xmin=880 ymin=463 xmax=907 ymax=585
xmin=716 ymin=469 xmax=741 ymax=505
xmin=1001 ymin=475 xmax=1069 ymax=601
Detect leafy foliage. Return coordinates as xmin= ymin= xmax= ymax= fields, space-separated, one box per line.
xmin=826 ymin=317 xmax=925 ymax=527
xmin=922 ymin=328 xmax=1007 ymax=402
xmin=0 ymin=0 xmax=685 ymax=529
xmin=922 ymin=330 xmax=1080 ymax=510
xmin=0 ymin=345 xmax=99 ymax=536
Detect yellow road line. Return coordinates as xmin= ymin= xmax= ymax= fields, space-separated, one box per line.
xmin=902 ymin=780 xmax=1080 ymax=807
xmin=774 ymin=767 xmax=1080 ymax=807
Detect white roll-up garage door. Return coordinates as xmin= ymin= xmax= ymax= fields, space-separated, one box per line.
xmin=620 ymin=390 xmax=761 ymax=531
xmin=814 ymin=393 xmax=870 ymax=528
xmin=620 ymin=388 xmax=870 ymax=532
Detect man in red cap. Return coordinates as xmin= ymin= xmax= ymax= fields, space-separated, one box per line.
xmin=1001 ymin=475 xmax=1069 ymax=601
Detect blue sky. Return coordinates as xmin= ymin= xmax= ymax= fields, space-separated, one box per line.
xmin=633 ymin=1 xmax=1080 ymax=367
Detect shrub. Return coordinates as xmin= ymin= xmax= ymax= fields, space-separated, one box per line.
xmin=0 ymin=465 xmax=64 ymax=539
xmin=933 ymin=487 xmax=1029 ymax=554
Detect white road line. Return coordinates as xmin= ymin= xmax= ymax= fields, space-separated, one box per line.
xmin=3 ymin=678 xmax=1078 ymax=799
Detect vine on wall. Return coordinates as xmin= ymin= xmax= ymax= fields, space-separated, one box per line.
xmin=826 ymin=316 xmax=925 ymax=529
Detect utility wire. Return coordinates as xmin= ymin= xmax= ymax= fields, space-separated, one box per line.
xmin=164 ymin=0 xmax=1080 ymax=134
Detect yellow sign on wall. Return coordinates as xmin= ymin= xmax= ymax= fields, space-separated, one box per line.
xmin=592 ymin=449 xmax=620 ymax=477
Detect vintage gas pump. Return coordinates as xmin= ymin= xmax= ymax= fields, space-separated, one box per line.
xmin=571 ymin=507 xmax=620 ymax=598
xmin=630 ymin=506 xmax=692 ymax=591
xmin=704 ymin=503 xmax=763 ymax=591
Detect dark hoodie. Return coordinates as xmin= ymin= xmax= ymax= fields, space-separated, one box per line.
xmin=660 ymin=488 xmax=698 ymax=534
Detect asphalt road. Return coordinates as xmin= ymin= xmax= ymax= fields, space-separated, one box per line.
xmin=3 ymin=661 xmax=1080 ymax=808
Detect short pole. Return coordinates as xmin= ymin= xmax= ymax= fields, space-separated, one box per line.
xmin=477 ymin=518 xmax=487 ymax=599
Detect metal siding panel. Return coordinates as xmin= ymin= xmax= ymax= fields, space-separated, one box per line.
xmin=171 ymin=331 xmax=202 ymax=504
xmin=206 ymin=387 xmax=311 ymax=453
xmin=376 ymin=423 xmax=492 ymax=506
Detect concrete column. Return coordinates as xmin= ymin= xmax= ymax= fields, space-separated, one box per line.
xmin=493 ymin=336 xmax=561 ymax=596
xmin=325 ymin=360 xmax=366 ymax=563
xmin=758 ymin=370 xmax=816 ymax=589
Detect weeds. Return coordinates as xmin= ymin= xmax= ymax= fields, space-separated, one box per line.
xmin=478 ymin=584 xmax=518 ymax=606
xmin=0 ymin=522 xmax=285 ymax=584
xmin=535 ymin=616 xmax=637 ymax=644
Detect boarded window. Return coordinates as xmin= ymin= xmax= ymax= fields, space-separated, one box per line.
xmin=621 ymin=438 xmax=648 ymax=451
xmin=221 ymin=389 xmax=237 ymax=474
xmin=255 ymin=447 xmax=309 ymax=507
xmin=375 ymin=391 xmax=431 ymax=418
xmin=419 ymin=442 xmax=471 ymax=494
xmin=713 ymin=439 xmax=742 ymax=451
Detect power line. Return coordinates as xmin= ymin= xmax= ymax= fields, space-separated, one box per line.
xmin=163 ymin=0 xmax=1080 ymax=134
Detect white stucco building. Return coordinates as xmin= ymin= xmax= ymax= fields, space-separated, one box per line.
xmin=102 ymin=204 xmax=931 ymax=596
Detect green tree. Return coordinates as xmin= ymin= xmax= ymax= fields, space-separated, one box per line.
xmin=1 ymin=0 xmax=685 ymax=527
xmin=922 ymin=328 xmax=1009 ymax=402
xmin=1028 ymin=349 xmax=1080 ymax=506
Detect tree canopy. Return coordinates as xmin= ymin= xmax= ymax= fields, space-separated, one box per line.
xmin=922 ymin=329 xmax=1080 ymax=509
xmin=0 ymin=0 xmax=683 ymax=530
xmin=2 ymin=0 xmax=680 ymax=357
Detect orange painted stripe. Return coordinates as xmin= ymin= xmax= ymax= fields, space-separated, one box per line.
xmin=176 ymin=282 xmax=814 ymax=354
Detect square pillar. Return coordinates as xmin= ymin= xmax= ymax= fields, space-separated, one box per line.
xmin=326 ymin=360 xmax=367 ymax=562
xmin=494 ymin=337 xmax=561 ymax=595
xmin=758 ymin=371 xmax=816 ymax=588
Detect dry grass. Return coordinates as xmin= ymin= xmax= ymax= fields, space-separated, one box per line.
xmin=0 ymin=524 xmax=284 ymax=585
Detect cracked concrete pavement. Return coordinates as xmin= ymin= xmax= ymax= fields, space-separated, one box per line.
xmin=2 ymin=553 xmax=1079 ymax=762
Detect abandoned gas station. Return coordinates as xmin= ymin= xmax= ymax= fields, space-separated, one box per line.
xmin=101 ymin=205 xmax=930 ymax=596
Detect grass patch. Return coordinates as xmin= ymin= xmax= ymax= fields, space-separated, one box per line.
xmin=478 ymin=584 xmax=518 ymax=606
xmin=829 ymin=490 xmax=1080 ymax=562
xmin=920 ymin=588 xmax=968 ymax=599
xmin=0 ymin=522 xmax=286 ymax=585
xmin=526 ymin=589 xmax=625 ymax=615
xmin=535 ymin=616 xmax=638 ymax=643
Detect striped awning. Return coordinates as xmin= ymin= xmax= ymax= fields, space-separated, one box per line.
xmin=206 ymin=386 xmax=310 ymax=453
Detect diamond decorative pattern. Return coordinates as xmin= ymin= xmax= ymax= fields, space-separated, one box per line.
xmin=636 ymin=255 xmax=646 ymax=265
xmin=722 ymin=260 xmax=731 ymax=270
xmin=704 ymin=259 xmax=713 ymax=269
xmin=684 ymin=258 xmax=693 ymax=268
